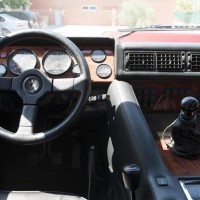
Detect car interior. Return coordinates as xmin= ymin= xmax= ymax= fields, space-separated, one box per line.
xmin=0 ymin=28 xmax=200 ymax=200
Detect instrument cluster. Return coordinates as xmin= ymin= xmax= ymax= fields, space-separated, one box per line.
xmin=0 ymin=48 xmax=73 ymax=77
xmin=0 ymin=46 xmax=114 ymax=82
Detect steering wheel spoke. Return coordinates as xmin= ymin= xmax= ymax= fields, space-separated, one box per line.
xmin=0 ymin=77 xmax=12 ymax=91
xmin=17 ymin=105 xmax=38 ymax=135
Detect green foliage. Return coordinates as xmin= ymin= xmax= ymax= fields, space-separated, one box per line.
xmin=0 ymin=0 xmax=30 ymax=10
xmin=175 ymin=0 xmax=200 ymax=24
xmin=175 ymin=0 xmax=200 ymax=13
xmin=119 ymin=0 xmax=154 ymax=27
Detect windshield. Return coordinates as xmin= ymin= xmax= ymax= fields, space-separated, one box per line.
xmin=0 ymin=0 xmax=199 ymax=37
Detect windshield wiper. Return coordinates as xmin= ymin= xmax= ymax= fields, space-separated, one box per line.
xmin=146 ymin=24 xmax=200 ymax=29
xmin=118 ymin=24 xmax=200 ymax=32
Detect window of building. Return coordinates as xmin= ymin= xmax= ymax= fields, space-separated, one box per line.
xmin=81 ymin=5 xmax=97 ymax=11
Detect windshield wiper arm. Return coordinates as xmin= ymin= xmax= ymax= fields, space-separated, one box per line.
xmin=118 ymin=24 xmax=200 ymax=33
xmin=146 ymin=24 xmax=200 ymax=29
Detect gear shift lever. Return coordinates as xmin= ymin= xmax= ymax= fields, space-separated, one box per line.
xmin=122 ymin=163 xmax=140 ymax=200
xmin=180 ymin=96 xmax=199 ymax=120
xmin=171 ymin=96 xmax=200 ymax=158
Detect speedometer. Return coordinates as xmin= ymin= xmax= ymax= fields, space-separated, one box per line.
xmin=42 ymin=50 xmax=72 ymax=75
xmin=7 ymin=49 xmax=37 ymax=75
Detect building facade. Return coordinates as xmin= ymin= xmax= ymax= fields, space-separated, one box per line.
xmin=30 ymin=0 xmax=123 ymax=26
xmin=30 ymin=0 xmax=176 ymax=26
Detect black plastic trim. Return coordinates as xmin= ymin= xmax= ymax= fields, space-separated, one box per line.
xmin=107 ymin=80 xmax=187 ymax=200
xmin=116 ymin=42 xmax=200 ymax=79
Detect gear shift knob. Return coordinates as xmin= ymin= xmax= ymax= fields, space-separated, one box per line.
xmin=170 ymin=96 xmax=200 ymax=158
xmin=122 ymin=163 xmax=141 ymax=200
xmin=122 ymin=163 xmax=141 ymax=191
xmin=180 ymin=96 xmax=199 ymax=119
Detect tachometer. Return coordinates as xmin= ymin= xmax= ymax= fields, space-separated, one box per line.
xmin=42 ymin=49 xmax=72 ymax=75
xmin=7 ymin=49 xmax=37 ymax=75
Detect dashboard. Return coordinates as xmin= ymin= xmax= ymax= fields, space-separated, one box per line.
xmin=1 ymin=31 xmax=200 ymax=112
xmin=0 ymin=37 xmax=115 ymax=83
xmin=1 ymin=31 xmax=200 ymax=113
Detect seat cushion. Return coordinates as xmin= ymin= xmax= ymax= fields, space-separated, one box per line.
xmin=0 ymin=191 xmax=87 ymax=200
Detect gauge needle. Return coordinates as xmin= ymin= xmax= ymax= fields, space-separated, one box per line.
xmin=48 ymin=61 xmax=60 ymax=68
xmin=14 ymin=65 xmax=20 ymax=72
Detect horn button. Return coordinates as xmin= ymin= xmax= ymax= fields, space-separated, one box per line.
xmin=12 ymin=69 xmax=52 ymax=104
xmin=23 ymin=76 xmax=42 ymax=94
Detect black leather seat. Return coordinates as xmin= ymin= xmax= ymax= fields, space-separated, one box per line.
xmin=0 ymin=191 xmax=87 ymax=200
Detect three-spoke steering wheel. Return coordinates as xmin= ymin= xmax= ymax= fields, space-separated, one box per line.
xmin=0 ymin=29 xmax=91 ymax=144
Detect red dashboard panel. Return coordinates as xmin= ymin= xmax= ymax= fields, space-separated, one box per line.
xmin=120 ymin=31 xmax=200 ymax=43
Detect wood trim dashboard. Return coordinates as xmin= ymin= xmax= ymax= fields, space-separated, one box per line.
xmin=0 ymin=44 xmax=115 ymax=83
xmin=81 ymin=47 xmax=114 ymax=83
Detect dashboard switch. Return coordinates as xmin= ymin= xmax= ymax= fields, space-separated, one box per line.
xmin=156 ymin=177 xmax=168 ymax=186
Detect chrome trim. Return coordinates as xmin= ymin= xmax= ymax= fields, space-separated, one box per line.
xmin=179 ymin=180 xmax=200 ymax=200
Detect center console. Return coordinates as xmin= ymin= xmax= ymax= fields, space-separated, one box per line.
xmin=131 ymin=80 xmax=200 ymax=200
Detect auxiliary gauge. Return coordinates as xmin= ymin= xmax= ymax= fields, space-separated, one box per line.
xmin=91 ymin=50 xmax=106 ymax=63
xmin=96 ymin=64 xmax=112 ymax=78
xmin=0 ymin=64 xmax=6 ymax=76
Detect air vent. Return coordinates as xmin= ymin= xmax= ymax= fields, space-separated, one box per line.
xmin=156 ymin=52 xmax=185 ymax=71
xmin=188 ymin=53 xmax=200 ymax=71
xmin=124 ymin=52 xmax=155 ymax=71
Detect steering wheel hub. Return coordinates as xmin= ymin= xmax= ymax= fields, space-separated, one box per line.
xmin=23 ymin=76 xmax=42 ymax=94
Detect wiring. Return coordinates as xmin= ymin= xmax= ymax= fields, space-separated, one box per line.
xmin=161 ymin=119 xmax=177 ymax=144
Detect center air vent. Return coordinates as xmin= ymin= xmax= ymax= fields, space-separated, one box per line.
xmin=187 ymin=53 xmax=200 ymax=71
xmin=124 ymin=52 xmax=155 ymax=71
xmin=156 ymin=52 xmax=185 ymax=71
xmin=124 ymin=51 xmax=186 ymax=72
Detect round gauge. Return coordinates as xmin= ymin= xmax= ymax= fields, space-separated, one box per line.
xmin=72 ymin=64 xmax=81 ymax=77
xmin=0 ymin=64 xmax=6 ymax=76
xmin=91 ymin=50 xmax=106 ymax=63
xmin=7 ymin=49 xmax=37 ymax=75
xmin=96 ymin=64 xmax=112 ymax=78
xmin=43 ymin=50 xmax=72 ymax=75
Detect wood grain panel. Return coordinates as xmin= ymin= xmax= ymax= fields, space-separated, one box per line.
xmin=156 ymin=138 xmax=200 ymax=176
xmin=0 ymin=46 xmax=115 ymax=83
xmin=83 ymin=49 xmax=114 ymax=83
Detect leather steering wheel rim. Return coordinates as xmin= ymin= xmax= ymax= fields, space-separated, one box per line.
xmin=0 ymin=29 xmax=91 ymax=144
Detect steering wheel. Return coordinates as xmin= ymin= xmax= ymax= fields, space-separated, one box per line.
xmin=0 ymin=29 xmax=91 ymax=144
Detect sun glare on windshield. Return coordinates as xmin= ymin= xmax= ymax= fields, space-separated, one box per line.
xmin=0 ymin=0 xmax=199 ymax=36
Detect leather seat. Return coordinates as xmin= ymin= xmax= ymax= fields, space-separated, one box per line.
xmin=0 ymin=191 xmax=87 ymax=200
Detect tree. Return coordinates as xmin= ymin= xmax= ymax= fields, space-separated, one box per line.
xmin=119 ymin=0 xmax=154 ymax=27
xmin=175 ymin=0 xmax=200 ymax=23
xmin=0 ymin=0 xmax=30 ymax=10
xmin=175 ymin=0 xmax=193 ymax=13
